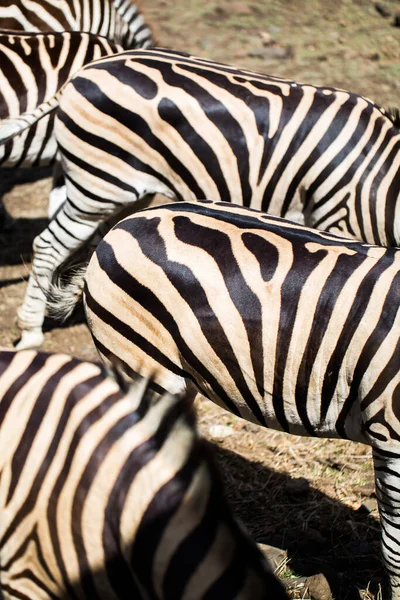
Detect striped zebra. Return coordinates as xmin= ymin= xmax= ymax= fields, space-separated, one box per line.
xmin=51 ymin=199 xmax=400 ymax=599
xmin=0 ymin=0 xmax=154 ymax=49
xmin=0 ymin=347 xmax=288 ymax=599
xmin=0 ymin=30 xmax=123 ymax=219
xmin=2 ymin=48 xmax=399 ymax=349
xmin=0 ymin=0 xmax=153 ymax=226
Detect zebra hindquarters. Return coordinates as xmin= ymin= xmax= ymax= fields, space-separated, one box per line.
xmin=82 ymin=211 xmax=255 ymax=419
xmin=0 ymin=349 xmax=288 ymax=600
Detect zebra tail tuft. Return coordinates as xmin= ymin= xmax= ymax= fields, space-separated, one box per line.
xmin=0 ymin=118 xmax=28 ymax=144
xmin=46 ymin=262 xmax=88 ymax=323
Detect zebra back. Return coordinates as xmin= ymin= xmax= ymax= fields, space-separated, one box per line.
xmin=53 ymin=47 xmax=400 ymax=247
xmin=0 ymin=348 xmax=287 ymax=599
xmin=0 ymin=0 xmax=154 ymax=49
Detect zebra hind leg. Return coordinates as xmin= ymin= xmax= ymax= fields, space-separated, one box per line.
xmin=373 ymin=448 xmax=400 ymax=600
xmin=16 ymin=199 xmax=103 ymax=350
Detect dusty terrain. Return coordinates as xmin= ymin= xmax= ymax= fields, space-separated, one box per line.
xmin=1 ymin=1 xmax=400 ymax=597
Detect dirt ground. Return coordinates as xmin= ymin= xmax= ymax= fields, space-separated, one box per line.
xmin=1 ymin=1 xmax=400 ymax=598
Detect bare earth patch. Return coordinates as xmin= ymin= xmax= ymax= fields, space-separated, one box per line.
xmin=2 ymin=1 xmax=400 ymax=597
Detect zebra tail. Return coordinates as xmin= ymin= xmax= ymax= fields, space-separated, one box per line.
xmin=0 ymin=89 xmax=63 ymax=145
xmin=46 ymin=262 xmax=88 ymax=323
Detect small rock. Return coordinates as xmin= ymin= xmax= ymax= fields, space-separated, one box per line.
xmin=305 ymin=573 xmax=333 ymax=600
xmin=259 ymin=31 xmax=274 ymax=46
xmin=284 ymin=573 xmax=333 ymax=600
xmin=368 ymin=52 xmax=380 ymax=61
xmin=375 ymin=2 xmax=391 ymax=17
xmin=286 ymin=477 xmax=310 ymax=496
xmin=394 ymin=11 xmax=400 ymax=26
xmin=257 ymin=543 xmax=288 ymax=570
xmin=208 ymin=424 xmax=233 ymax=440
xmin=358 ymin=498 xmax=379 ymax=514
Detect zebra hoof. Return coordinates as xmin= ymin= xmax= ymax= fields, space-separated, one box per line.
xmin=15 ymin=329 xmax=45 ymax=350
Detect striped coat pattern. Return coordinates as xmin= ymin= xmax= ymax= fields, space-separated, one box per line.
xmin=7 ymin=47 xmax=400 ymax=348
xmin=0 ymin=31 xmax=123 ymax=170
xmin=0 ymin=0 xmax=153 ymax=49
xmin=0 ymin=348 xmax=287 ymax=599
xmin=72 ymin=200 xmax=400 ymax=599
xmin=0 ymin=30 xmax=123 ymax=223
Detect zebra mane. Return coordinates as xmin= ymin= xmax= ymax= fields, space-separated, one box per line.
xmin=386 ymin=107 xmax=400 ymax=130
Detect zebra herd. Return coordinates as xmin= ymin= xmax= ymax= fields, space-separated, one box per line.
xmin=0 ymin=1 xmax=400 ymax=599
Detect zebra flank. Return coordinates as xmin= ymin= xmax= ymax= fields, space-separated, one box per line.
xmin=54 ymin=48 xmax=400 ymax=246
xmin=0 ymin=0 xmax=154 ymax=49
xmin=74 ymin=199 xmax=400 ymax=598
xmin=0 ymin=31 xmax=123 ymax=169
xmin=15 ymin=47 xmax=400 ymax=349
xmin=0 ymin=348 xmax=287 ymax=599
xmin=82 ymin=200 xmax=400 ymax=443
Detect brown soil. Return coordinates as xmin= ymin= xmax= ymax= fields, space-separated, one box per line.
xmin=2 ymin=1 xmax=400 ymax=597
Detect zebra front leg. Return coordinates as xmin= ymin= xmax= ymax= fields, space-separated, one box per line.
xmin=373 ymin=448 xmax=400 ymax=600
xmin=16 ymin=202 xmax=101 ymax=349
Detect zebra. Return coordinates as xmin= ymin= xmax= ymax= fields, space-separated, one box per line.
xmin=0 ymin=30 xmax=123 ymax=223
xmin=0 ymin=0 xmax=154 ymax=50
xmin=49 ymin=199 xmax=400 ymax=599
xmin=3 ymin=47 xmax=400 ymax=348
xmin=0 ymin=347 xmax=288 ymax=599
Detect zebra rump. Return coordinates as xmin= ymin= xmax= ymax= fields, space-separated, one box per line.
xmin=11 ymin=47 xmax=400 ymax=349
xmin=0 ymin=30 xmax=123 ymax=225
xmin=0 ymin=30 xmax=123 ymax=170
xmin=55 ymin=199 xmax=400 ymax=599
xmin=0 ymin=348 xmax=287 ymax=599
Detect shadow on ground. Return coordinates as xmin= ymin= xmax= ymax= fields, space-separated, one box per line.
xmin=0 ymin=216 xmax=49 ymax=266
xmin=213 ymin=444 xmax=383 ymax=600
